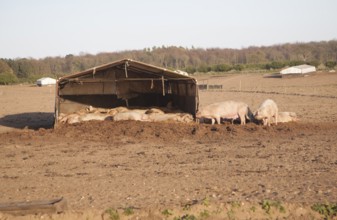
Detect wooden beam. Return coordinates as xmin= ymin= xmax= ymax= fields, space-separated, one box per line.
xmin=0 ymin=197 xmax=67 ymax=215
xmin=65 ymin=77 xmax=193 ymax=84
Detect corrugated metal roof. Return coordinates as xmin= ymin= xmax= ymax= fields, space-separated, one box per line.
xmin=293 ymin=64 xmax=315 ymax=69
xmin=280 ymin=64 xmax=316 ymax=74
xmin=58 ymin=59 xmax=194 ymax=81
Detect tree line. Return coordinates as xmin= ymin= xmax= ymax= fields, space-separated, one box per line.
xmin=1 ymin=40 xmax=337 ymax=84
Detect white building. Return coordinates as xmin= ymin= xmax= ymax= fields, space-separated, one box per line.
xmin=174 ymin=70 xmax=189 ymax=76
xmin=280 ymin=64 xmax=316 ymax=75
xmin=36 ymin=77 xmax=56 ymax=86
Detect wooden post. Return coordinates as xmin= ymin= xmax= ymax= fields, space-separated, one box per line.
xmin=92 ymin=67 xmax=96 ymax=78
xmin=124 ymin=61 xmax=128 ymax=78
xmin=162 ymin=76 xmax=165 ymax=96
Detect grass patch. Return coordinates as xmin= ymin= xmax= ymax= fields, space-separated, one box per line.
xmin=250 ymin=206 xmax=256 ymax=212
xmin=123 ymin=207 xmax=134 ymax=216
xmin=161 ymin=209 xmax=173 ymax=217
xmin=260 ymin=200 xmax=286 ymax=214
xmin=105 ymin=208 xmax=120 ymax=220
xmin=227 ymin=209 xmax=235 ymax=220
xmin=173 ymin=214 xmax=197 ymax=220
xmin=201 ymin=197 xmax=210 ymax=207
xmin=230 ymin=201 xmax=241 ymax=208
xmin=199 ymin=209 xmax=210 ymax=219
xmin=311 ymin=203 xmax=337 ymax=220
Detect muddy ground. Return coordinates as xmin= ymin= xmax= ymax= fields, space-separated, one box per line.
xmin=0 ymin=72 xmax=336 ymax=219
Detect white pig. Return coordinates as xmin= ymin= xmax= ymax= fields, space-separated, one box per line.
xmin=196 ymin=101 xmax=253 ymax=125
xmin=254 ymin=99 xmax=278 ymax=126
xmin=271 ymin=112 xmax=298 ymax=124
xmin=113 ymin=111 xmax=149 ymax=122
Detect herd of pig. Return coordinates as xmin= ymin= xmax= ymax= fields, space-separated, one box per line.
xmin=58 ymin=106 xmax=194 ymax=124
xmin=58 ymin=99 xmax=297 ymax=126
xmin=197 ymin=99 xmax=298 ymax=126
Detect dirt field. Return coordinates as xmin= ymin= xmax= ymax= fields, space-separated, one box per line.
xmin=0 ymin=73 xmax=337 ymax=219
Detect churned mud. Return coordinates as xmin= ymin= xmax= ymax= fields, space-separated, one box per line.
xmin=0 ymin=73 xmax=337 ymax=219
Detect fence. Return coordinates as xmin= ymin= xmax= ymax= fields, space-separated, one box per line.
xmin=198 ymin=84 xmax=223 ymax=91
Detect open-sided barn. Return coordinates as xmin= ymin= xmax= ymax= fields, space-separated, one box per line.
xmin=55 ymin=59 xmax=199 ymax=125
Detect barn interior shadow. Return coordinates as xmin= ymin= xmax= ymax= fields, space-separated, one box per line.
xmin=0 ymin=112 xmax=54 ymax=130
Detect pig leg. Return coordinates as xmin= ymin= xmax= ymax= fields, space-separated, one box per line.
xmin=239 ymin=115 xmax=246 ymax=125
xmin=267 ymin=117 xmax=272 ymax=126
xmin=274 ymin=111 xmax=278 ymax=125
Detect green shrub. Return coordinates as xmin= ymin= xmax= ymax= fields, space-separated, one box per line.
xmin=325 ymin=61 xmax=337 ymax=69
xmin=0 ymin=72 xmax=18 ymax=85
xmin=212 ymin=64 xmax=232 ymax=72
xmin=0 ymin=60 xmax=18 ymax=85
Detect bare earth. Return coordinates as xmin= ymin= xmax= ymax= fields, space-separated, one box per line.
xmin=0 ymin=73 xmax=337 ymax=219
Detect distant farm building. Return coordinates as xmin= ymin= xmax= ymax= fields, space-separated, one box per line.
xmin=36 ymin=77 xmax=56 ymax=86
xmin=280 ymin=64 xmax=316 ymax=75
xmin=174 ymin=70 xmax=189 ymax=76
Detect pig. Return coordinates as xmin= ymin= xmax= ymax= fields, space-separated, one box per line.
xmin=145 ymin=108 xmax=165 ymax=115
xmin=271 ymin=112 xmax=298 ymax=124
xmin=196 ymin=101 xmax=253 ymax=125
xmin=60 ymin=112 xmax=111 ymax=124
xmin=113 ymin=111 xmax=149 ymax=122
xmin=85 ymin=106 xmax=110 ymax=114
xmin=254 ymin=99 xmax=278 ymax=126
xmin=107 ymin=107 xmax=129 ymax=116
xmin=148 ymin=113 xmax=193 ymax=123
xmin=58 ymin=113 xmax=80 ymax=124
xmin=177 ymin=113 xmax=194 ymax=123
xmin=80 ymin=113 xmax=110 ymax=122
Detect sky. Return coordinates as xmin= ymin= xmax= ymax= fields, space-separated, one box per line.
xmin=0 ymin=0 xmax=336 ymax=59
